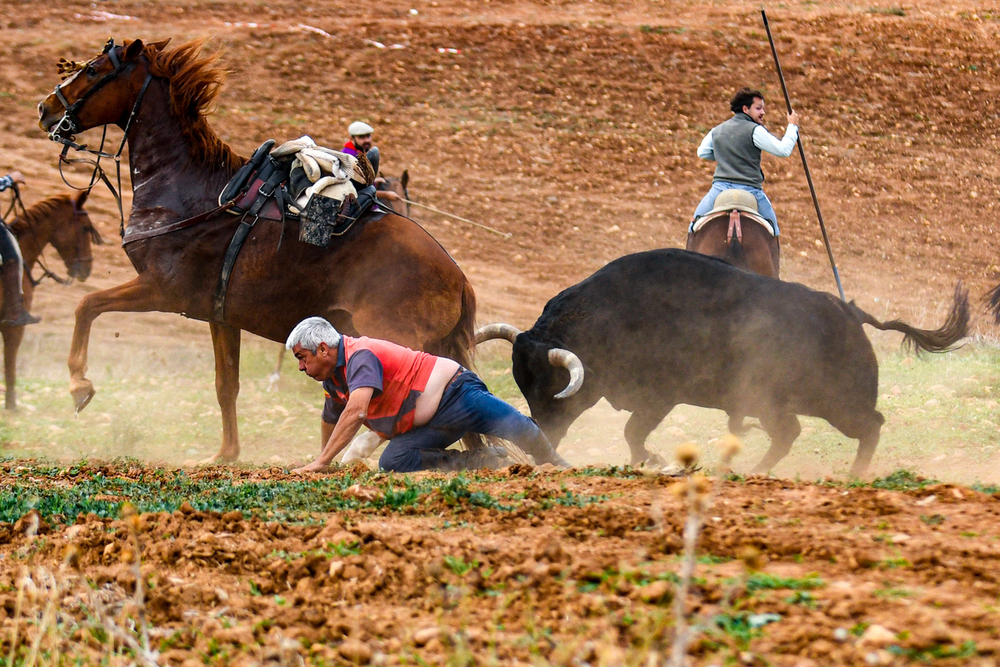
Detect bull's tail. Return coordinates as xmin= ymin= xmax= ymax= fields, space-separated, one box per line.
xmin=438 ymin=277 xmax=477 ymax=369
xmin=850 ymin=282 xmax=969 ymax=353
xmin=985 ymin=282 xmax=1000 ymax=325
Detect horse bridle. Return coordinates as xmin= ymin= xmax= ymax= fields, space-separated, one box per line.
xmin=47 ymin=39 xmax=154 ymax=238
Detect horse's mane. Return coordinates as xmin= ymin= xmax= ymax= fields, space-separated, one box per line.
xmin=143 ymin=39 xmax=244 ymax=173
xmin=8 ymin=195 xmax=73 ymax=236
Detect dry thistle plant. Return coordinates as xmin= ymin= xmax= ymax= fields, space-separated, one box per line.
xmin=669 ymin=435 xmax=742 ymax=667
xmin=3 ymin=506 xmax=162 ymax=667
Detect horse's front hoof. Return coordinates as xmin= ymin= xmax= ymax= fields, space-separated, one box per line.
xmin=198 ymin=450 xmax=239 ymax=466
xmin=71 ymin=385 xmax=95 ymax=413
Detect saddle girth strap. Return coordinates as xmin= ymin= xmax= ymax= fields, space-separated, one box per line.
xmin=212 ymin=210 xmax=259 ymax=322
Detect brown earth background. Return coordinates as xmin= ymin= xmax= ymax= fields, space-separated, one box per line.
xmin=1 ymin=1 xmax=1000 ymax=666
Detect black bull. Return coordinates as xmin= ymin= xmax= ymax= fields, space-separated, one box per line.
xmin=477 ymin=249 xmax=969 ymax=475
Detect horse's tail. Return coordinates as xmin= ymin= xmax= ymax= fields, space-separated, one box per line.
xmin=725 ymin=234 xmax=746 ymax=266
xmin=849 ymin=283 xmax=969 ymax=353
xmin=439 ymin=277 xmax=477 ymax=369
xmin=985 ymin=282 xmax=1000 ymax=325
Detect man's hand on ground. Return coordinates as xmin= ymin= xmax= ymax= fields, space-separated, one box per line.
xmin=292 ymin=459 xmax=330 ymax=474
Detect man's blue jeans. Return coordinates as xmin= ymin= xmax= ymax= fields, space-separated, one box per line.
xmin=379 ymin=370 xmax=549 ymax=472
xmin=691 ymin=181 xmax=779 ymax=235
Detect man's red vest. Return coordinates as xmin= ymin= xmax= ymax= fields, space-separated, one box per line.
xmin=326 ymin=336 xmax=437 ymax=439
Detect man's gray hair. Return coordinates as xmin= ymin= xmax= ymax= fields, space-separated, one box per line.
xmin=285 ymin=317 xmax=342 ymax=352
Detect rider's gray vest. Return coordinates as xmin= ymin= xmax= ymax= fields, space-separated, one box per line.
xmin=710 ymin=113 xmax=764 ymax=189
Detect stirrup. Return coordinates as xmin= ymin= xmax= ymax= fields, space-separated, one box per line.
xmin=2 ymin=312 xmax=41 ymax=326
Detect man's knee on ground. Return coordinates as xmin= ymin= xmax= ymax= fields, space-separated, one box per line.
xmin=378 ymin=446 xmax=423 ymax=473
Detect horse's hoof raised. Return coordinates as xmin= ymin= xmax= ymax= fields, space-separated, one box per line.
xmin=72 ymin=387 xmax=95 ymax=413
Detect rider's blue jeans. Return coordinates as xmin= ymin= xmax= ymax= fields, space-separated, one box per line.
xmin=378 ymin=370 xmax=547 ymax=472
xmin=692 ymin=181 xmax=779 ymax=235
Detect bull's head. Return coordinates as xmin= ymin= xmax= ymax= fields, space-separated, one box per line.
xmin=476 ymin=323 xmax=585 ymax=445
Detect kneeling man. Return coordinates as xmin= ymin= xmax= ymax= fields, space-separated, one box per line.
xmin=287 ymin=317 xmax=570 ymax=473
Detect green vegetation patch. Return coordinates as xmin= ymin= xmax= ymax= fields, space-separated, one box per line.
xmin=864 ymin=469 xmax=939 ymax=491
xmin=745 ymin=572 xmax=825 ymax=592
xmin=0 ymin=465 xmax=515 ymax=524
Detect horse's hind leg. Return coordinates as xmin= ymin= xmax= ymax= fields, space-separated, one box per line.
xmin=68 ymin=277 xmax=165 ymax=412
xmin=202 ymin=322 xmax=242 ymax=464
xmin=752 ymin=412 xmax=802 ymax=474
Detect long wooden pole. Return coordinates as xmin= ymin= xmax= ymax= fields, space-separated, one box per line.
xmin=401 ymin=198 xmax=512 ymax=238
xmin=761 ymin=8 xmax=845 ymax=300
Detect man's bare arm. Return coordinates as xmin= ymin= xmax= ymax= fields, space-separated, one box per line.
xmin=293 ymin=387 xmax=375 ymax=473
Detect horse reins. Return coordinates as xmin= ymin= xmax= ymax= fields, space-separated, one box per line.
xmin=47 ymin=39 xmax=153 ymax=239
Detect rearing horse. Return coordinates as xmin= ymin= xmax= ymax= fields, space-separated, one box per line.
xmin=686 ymin=189 xmax=780 ymax=278
xmin=3 ymin=191 xmax=102 ymax=410
xmin=38 ymin=38 xmax=477 ymax=464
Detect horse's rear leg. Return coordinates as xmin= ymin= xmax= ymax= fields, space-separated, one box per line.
xmin=69 ymin=278 xmax=165 ymax=412
xmin=202 ymin=322 xmax=241 ymax=464
xmin=2 ymin=325 xmax=24 ymax=410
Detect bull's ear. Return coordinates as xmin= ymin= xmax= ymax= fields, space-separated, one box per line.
xmin=124 ymin=39 xmax=144 ymax=61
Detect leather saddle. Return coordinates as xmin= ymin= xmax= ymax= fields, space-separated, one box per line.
xmin=211 ymin=140 xmax=385 ymax=322
xmin=690 ymin=189 xmax=775 ymax=236
xmin=218 ymin=140 xmax=382 ymax=237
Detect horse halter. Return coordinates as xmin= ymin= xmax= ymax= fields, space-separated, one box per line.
xmin=46 ymin=39 xmax=154 ymax=237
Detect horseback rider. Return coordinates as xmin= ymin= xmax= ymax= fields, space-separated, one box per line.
xmin=0 ymin=171 xmax=41 ymax=326
xmin=343 ymin=121 xmax=402 ymax=209
xmin=692 ymin=87 xmax=799 ymax=236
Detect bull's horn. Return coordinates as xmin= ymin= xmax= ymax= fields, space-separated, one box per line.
xmin=548 ymin=348 xmax=584 ymax=399
xmin=475 ymin=323 xmax=521 ymax=345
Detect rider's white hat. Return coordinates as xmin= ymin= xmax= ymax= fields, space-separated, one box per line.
xmin=348 ymin=121 xmax=374 ymax=136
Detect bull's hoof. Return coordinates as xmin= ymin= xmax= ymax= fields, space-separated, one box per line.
xmin=197 ymin=451 xmax=240 ymax=466
xmin=549 ymin=453 xmax=572 ymax=468
xmin=634 ymin=451 xmax=668 ymax=469
xmin=71 ymin=386 xmax=95 ymax=413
